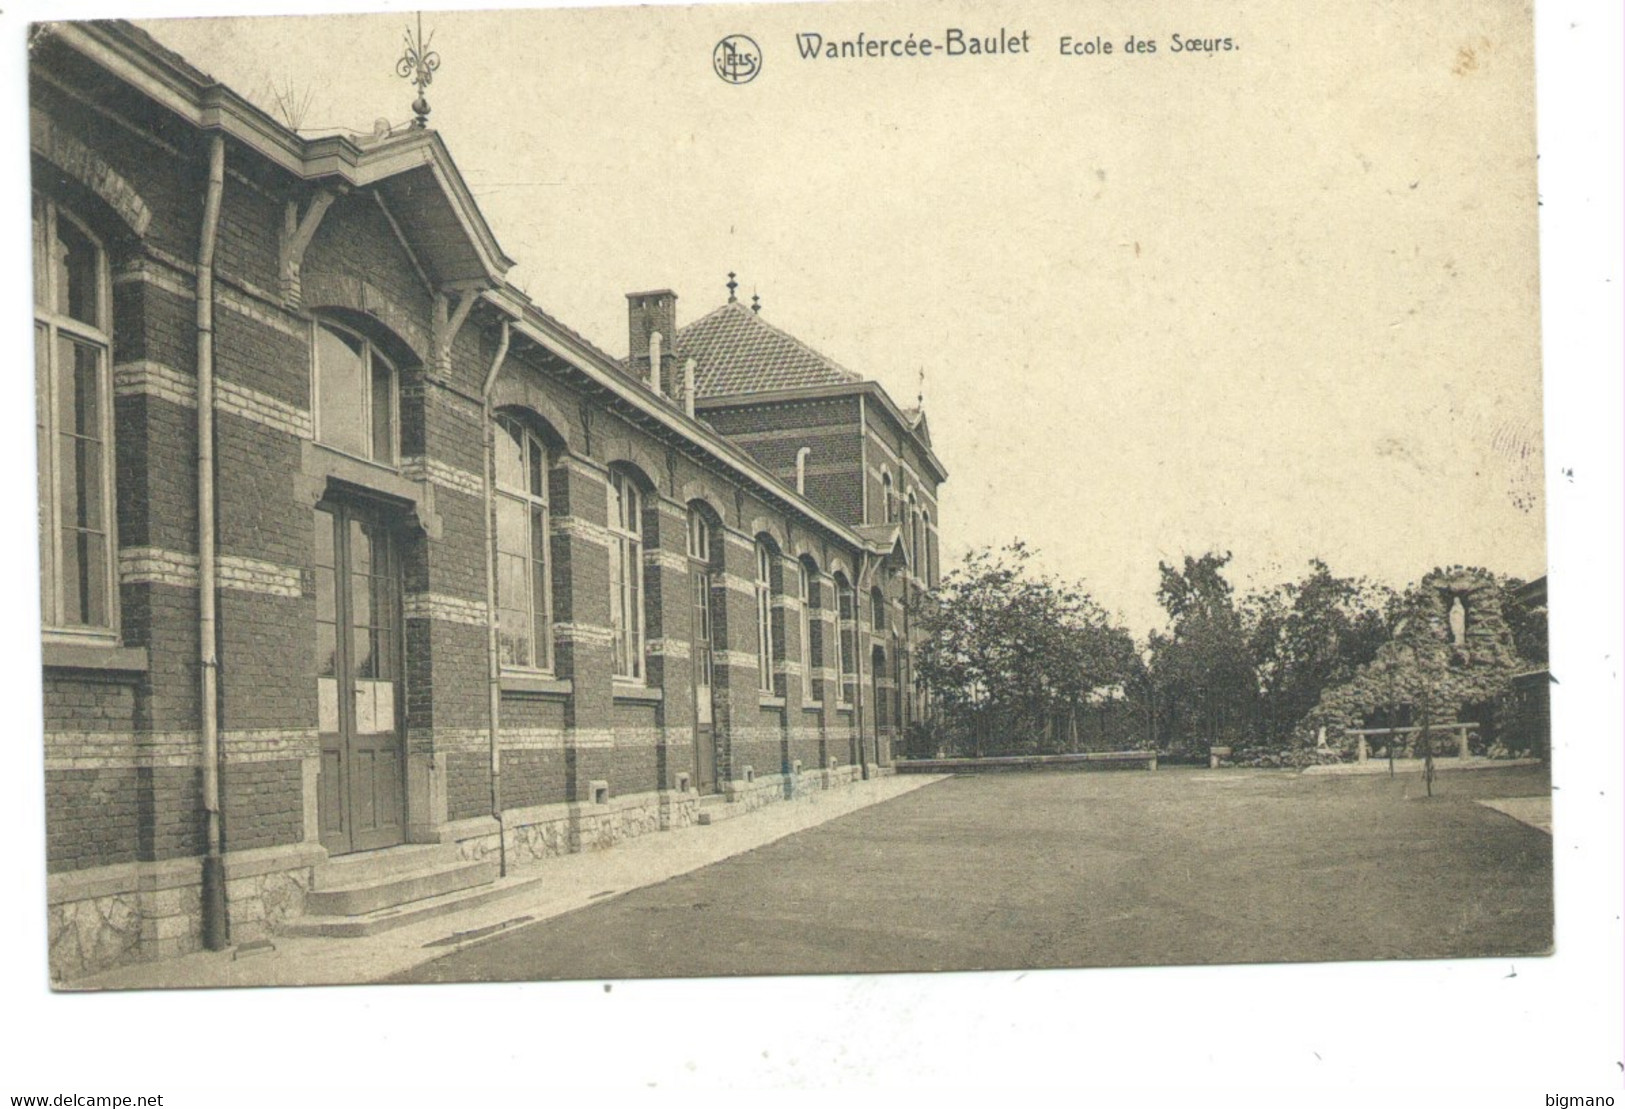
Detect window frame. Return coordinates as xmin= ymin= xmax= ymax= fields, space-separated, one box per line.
xmin=493 ymin=413 xmax=554 ymax=674
xmin=754 ymin=539 xmax=775 ymax=693
xmin=35 ymin=195 xmax=118 ymax=644
xmin=687 ymin=507 xmax=715 ymax=696
xmin=311 ymin=317 xmax=401 ymax=468
xmin=834 ymin=575 xmax=854 ymax=706
xmin=798 ymin=559 xmax=816 ymax=703
xmin=608 ymin=468 xmax=645 ymax=681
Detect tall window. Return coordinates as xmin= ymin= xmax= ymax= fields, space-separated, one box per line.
xmin=608 ymin=469 xmax=644 ymax=679
xmin=35 ymin=196 xmax=114 ymax=638
xmin=688 ymin=508 xmax=714 ymax=700
xmin=798 ymin=561 xmax=814 ymax=702
xmin=907 ymin=493 xmax=919 ymax=569
xmin=835 ymin=575 xmax=854 ymax=704
xmin=882 ymin=472 xmax=895 ymax=523
xmin=754 ymin=540 xmax=775 ymax=692
xmin=494 ymin=414 xmax=551 ymax=671
xmin=923 ymin=511 xmax=934 ymax=586
xmin=314 ymin=319 xmax=397 ymax=465
xmin=871 ymin=586 xmax=886 ymax=632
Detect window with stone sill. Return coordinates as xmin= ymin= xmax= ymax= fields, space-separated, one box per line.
xmin=608 ymin=467 xmax=645 ymax=681
xmin=754 ymin=539 xmax=776 ymax=693
xmin=494 ymin=412 xmax=554 ymax=673
xmin=35 ymin=194 xmax=116 ymax=642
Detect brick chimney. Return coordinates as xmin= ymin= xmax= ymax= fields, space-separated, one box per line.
xmin=626 ymin=289 xmax=678 ymax=396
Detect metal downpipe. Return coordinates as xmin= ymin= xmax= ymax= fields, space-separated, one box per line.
xmin=196 ymin=134 xmax=227 ymax=950
xmin=482 ymin=320 xmax=511 ymax=877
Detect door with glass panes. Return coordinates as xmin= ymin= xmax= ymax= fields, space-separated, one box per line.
xmin=315 ymin=501 xmax=405 ymax=854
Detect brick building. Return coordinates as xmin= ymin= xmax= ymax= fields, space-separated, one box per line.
xmin=31 ymin=21 xmax=944 ymax=981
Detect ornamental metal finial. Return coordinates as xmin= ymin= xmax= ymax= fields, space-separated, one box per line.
xmin=751 ymin=293 xmax=761 ymax=314
xmin=726 ymin=272 xmax=738 ymax=303
xmin=396 ymin=13 xmax=440 ymax=129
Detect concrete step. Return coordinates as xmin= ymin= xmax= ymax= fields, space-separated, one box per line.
xmin=696 ymin=793 xmax=741 ymax=826
xmin=282 ymin=872 xmax=548 ymax=939
xmin=305 ymin=858 xmax=499 ymax=917
xmin=312 ymin=843 xmax=461 ymax=889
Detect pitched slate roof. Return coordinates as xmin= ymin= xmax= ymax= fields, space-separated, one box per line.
xmin=678 ymin=301 xmax=863 ymax=398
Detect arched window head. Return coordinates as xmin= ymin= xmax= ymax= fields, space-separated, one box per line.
xmin=314 ymin=318 xmax=398 ymax=465
xmin=871 ymin=586 xmax=887 ymax=632
xmin=882 ymin=472 xmax=895 ymax=524
xmin=608 ymin=469 xmax=645 ymax=680
xmin=494 ymin=413 xmax=553 ymax=671
xmin=687 ymin=506 xmax=713 ymax=564
xmin=35 ymin=194 xmax=116 ymax=638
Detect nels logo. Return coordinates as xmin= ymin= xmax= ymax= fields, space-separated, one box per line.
xmin=713 ymin=35 xmax=761 ymax=84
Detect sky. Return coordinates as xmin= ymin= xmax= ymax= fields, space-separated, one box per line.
xmin=126 ymin=0 xmax=1547 ymax=636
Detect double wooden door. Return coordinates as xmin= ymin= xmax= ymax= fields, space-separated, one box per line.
xmin=315 ymin=501 xmax=405 ymax=855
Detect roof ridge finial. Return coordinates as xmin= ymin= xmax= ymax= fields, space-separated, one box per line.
xmin=397 ymin=12 xmax=441 ymax=129
xmin=917 ymin=366 xmax=926 ymax=410
xmin=726 ymin=272 xmax=738 ymax=303
xmin=751 ymin=292 xmax=761 ymax=314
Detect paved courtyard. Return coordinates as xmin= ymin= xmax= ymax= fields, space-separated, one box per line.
xmin=396 ymin=764 xmax=1553 ymax=983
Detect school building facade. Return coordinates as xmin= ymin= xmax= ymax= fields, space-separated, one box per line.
xmin=31 ymin=20 xmax=945 ymax=981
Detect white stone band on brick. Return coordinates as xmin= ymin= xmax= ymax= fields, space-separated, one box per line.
xmin=112 ymin=259 xmax=192 ymax=301
xmin=645 ymin=638 xmax=691 ymax=659
xmin=408 ymin=727 xmax=487 ymax=754
xmin=554 ymin=622 xmax=614 ymax=646
xmin=642 ymin=548 xmax=687 ymax=572
xmin=714 ymin=649 xmax=759 ymax=669
xmin=403 ymin=593 xmax=489 ymax=626
xmin=215 ymin=378 xmax=313 ymax=439
xmin=717 ymin=572 xmax=756 ymax=596
xmin=119 ymin=546 xmax=199 ymax=588
xmin=217 ymin=283 xmax=307 ymax=340
xmin=498 ymin=727 xmax=567 ymax=751
xmin=401 ymin=456 xmax=483 ymax=500
xmin=46 ymin=728 xmax=316 ymax=769
xmin=119 ymin=548 xmax=303 ymax=598
xmin=114 ymin=361 xmax=196 ymax=410
xmin=553 ymin=516 xmax=614 ymax=549
xmin=217 ymin=555 xmax=303 ymax=598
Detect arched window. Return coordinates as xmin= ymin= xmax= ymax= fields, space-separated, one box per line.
xmin=922 ymin=511 xmax=934 ymax=586
xmin=313 ymin=318 xmax=398 ymax=465
xmin=755 ymin=539 xmax=775 ymax=692
xmin=882 ymin=472 xmax=895 ymax=523
xmin=494 ymin=413 xmax=552 ymax=671
xmin=687 ymin=506 xmax=715 ymax=703
xmin=871 ymin=586 xmax=886 ymax=632
xmin=35 ymin=195 xmax=115 ymax=637
xmin=798 ymin=559 xmax=815 ymax=702
xmin=608 ymin=468 xmax=644 ymax=680
xmin=907 ymin=492 xmax=919 ymax=571
xmin=833 ymin=572 xmax=855 ymax=705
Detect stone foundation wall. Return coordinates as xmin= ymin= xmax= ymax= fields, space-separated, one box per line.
xmin=46 ymin=842 xmax=322 ymax=982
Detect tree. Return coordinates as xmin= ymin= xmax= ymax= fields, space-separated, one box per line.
xmin=914 ymin=543 xmax=1138 ymax=756
xmin=1146 ymin=552 xmax=1255 ymax=751
xmin=1242 ymin=560 xmax=1395 ymax=747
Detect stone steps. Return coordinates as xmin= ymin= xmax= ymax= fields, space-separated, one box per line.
xmin=283 ymin=871 xmax=548 ymax=939
xmin=305 ymin=858 xmax=499 ymax=917
xmin=312 ymin=843 xmax=461 ymax=888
